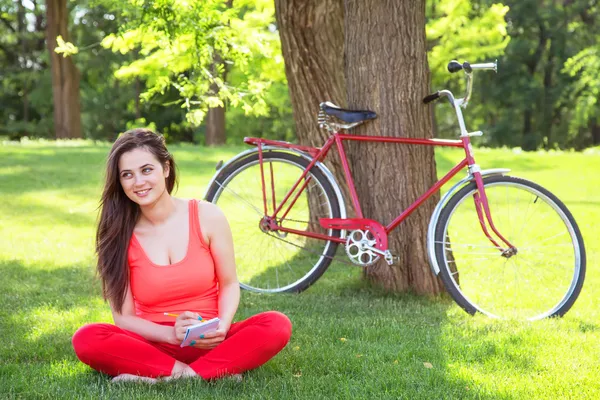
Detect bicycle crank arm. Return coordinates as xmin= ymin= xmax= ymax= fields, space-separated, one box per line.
xmin=362 ymin=245 xmax=396 ymax=266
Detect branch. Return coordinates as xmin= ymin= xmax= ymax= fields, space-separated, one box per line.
xmin=0 ymin=15 xmax=16 ymax=33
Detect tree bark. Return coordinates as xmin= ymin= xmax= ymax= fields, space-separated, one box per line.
xmin=274 ymin=0 xmax=353 ymax=212
xmin=45 ymin=0 xmax=82 ymax=139
xmin=205 ymin=103 xmax=226 ymax=145
xmin=344 ymin=0 xmax=443 ymax=294
xmin=205 ymin=54 xmax=226 ymax=146
xmin=205 ymin=0 xmax=232 ymax=146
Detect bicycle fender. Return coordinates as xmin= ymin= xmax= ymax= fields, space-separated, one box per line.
xmin=426 ymin=168 xmax=510 ymax=275
xmin=203 ymin=146 xmax=347 ymax=222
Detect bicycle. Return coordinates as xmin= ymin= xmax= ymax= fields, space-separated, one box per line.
xmin=204 ymin=60 xmax=586 ymax=321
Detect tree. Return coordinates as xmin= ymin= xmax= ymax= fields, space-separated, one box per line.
xmin=344 ymin=1 xmax=442 ymax=294
xmin=276 ymin=0 xmax=443 ymax=294
xmin=0 ymin=0 xmax=50 ymax=139
xmin=274 ymin=0 xmax=351 ymax=206
xmin=46 ymin=0 xmax=82 ymax=138
xmin=100 ymin=0 xmax=279 ymax=141
xmin=205 ymin=0 xmax=233 ymax=146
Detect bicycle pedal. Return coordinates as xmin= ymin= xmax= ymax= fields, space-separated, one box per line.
xmin=384 ymin=250 xmax=398 ymax=266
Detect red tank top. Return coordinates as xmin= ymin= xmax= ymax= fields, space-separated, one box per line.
xmin=128 ymin=200 xmax=219 ymax=322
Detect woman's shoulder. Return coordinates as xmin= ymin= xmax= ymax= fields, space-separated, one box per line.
xmin=196 ymin=200 xmax=227 ymax=223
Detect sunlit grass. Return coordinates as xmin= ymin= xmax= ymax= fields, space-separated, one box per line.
xmin=1 ymin=141 xmax=599 ymax=399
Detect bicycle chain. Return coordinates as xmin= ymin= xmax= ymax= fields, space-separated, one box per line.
xmin=263 ymin=224 xmax=361 ymax=268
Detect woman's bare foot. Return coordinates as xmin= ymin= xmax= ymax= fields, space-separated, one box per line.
xmin=163 ymin=361 xmax=198 ymax=381
xmin=111 ymin=374 xmax=157 ymax=384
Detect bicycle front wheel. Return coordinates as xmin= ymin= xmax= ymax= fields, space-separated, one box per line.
xmin=434 ymin=175 xmax=585 ymax=320
xmin=205 ymin=150 xmax=341 ymax=293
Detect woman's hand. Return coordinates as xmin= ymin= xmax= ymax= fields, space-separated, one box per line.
xmin=173 ymin=311 xmax=202 ymax=344
xmin=191 ymin=320 xmax=231 ymax=350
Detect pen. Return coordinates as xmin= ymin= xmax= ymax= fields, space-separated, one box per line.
xmin=164 ymin=312 xmax=204 ymax=321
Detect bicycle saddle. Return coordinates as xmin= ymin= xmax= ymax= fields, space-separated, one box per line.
xmin=320 ymin=102 xmax=377 ymax=123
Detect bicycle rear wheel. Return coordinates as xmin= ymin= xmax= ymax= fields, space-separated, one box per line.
xmin=434 ymin=175 xmax=585 ymax=320
xmin=205 ymin=150 xmax=341 ymax=293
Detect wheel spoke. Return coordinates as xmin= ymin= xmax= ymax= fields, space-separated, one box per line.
xmin=207 ymin=153 xmax=340 ymax=293
xmin=434 ymin=176 xmax=584 ymax=320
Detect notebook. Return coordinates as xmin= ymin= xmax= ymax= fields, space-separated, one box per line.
xmin=180 ymin=317 xmax=221 ymax=347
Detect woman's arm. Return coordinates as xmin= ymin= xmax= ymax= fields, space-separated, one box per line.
xmin=193 ymin=202 xmax=240 ymax=349
xmin=207 ymin=203 xmax=240 ymax=329
xmin=110 ymin=284 xmax=198 ymax=345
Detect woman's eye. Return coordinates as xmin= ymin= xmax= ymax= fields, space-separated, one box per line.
xmin=121 ymin=173 xmax=131 ymax=179
xmin=143 ymin=168 xmax=152 ymax=173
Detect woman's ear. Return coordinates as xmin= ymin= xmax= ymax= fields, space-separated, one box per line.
xmin=164 ymin=161 xmax=170 ymax=178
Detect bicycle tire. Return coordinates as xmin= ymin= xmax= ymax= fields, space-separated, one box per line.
xmin=205 ymin=150 xmax=342 ymax=293
xmin=434 ymin=175 xmax=586 ymax=320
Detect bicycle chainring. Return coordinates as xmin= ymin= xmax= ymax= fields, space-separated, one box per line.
xmin=345 ymin=229 xmax=381 ymax=266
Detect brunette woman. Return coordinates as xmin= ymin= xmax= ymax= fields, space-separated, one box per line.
xmin=72 ymin=129 xmax=291 ymax=383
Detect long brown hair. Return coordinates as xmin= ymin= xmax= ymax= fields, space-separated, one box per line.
xmin=96 ymin=128 xmax=178 ymax=312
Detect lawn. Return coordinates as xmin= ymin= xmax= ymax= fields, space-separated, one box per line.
xmin=1 ymin=141 xmax=599 ymax=399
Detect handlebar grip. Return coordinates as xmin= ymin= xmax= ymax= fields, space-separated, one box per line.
xmin=447 ymin=60 xmax=463 ymax=73
xmin=447 ymin=60 xmax=472 ymax=73
xmin=423 ymin=91 xmax=441 ymax=104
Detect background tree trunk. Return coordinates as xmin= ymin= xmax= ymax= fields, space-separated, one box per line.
xmin=45 ymin=0 xmax=82 ymax=139
xmin=344 ymin=0 xmax=443 ymax=294
xmin=205 ymin=104 xmax=226 ymax=145
xmin=205 ymin=0 xmax=232 ymax=146
xmin=205 ymin=55 xmax=226 ymax=146
xmin=274 ymin=0 xmax=353 ymax=211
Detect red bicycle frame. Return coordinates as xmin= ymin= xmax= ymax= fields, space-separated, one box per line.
xmin=245 ymin=131 xmax=514 ymax=251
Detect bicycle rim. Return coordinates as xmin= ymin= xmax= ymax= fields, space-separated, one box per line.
xmin=437 ymin=178 xmax=584 ymax=320
xmin=210 ymin=154 xmax=339 ymax=293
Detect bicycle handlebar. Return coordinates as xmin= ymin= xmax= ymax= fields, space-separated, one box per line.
xmin=422 ymin=91 xmax=441 ymax=105
xmin=422 ymin=60 xmax=498 ymax=137
xmin=423 ymin=59 xmax=497 ymax=105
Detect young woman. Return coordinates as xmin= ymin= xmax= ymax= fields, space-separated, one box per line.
xmin=72 ymin=129 xmax=292 ymax=383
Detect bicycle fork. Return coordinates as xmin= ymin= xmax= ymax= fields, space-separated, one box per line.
xmin=469 ymin=170 xmax=517 ymax=257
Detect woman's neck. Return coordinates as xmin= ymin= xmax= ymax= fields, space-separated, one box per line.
xmin=138 ymin=192 xmax=178 ymax=226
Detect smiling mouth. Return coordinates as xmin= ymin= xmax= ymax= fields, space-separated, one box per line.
xmin=135 ymin=189 xmax=151 ymax=196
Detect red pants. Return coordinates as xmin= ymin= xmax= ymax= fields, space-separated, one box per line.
xmin=72 ymin=311 xmax=292 ymax=379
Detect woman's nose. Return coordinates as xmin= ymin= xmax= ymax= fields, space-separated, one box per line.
xmin=134 ymin=174 xmax=145 ymax=185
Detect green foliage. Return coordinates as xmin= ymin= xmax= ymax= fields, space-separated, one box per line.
xmin=54 ymin=35 xmax=79 ymax=56
xmin=0 ymin=0 xmax=51 ymax=139
xmin=562 ymin=43 xmax=600 ymax=145
xmin=100 ymin=0 xmax=284 ymax=127
xmin=427 ymin=0 xmax=510 ymax=84
xmin=426 ymin=0 xmax=510 ymax=140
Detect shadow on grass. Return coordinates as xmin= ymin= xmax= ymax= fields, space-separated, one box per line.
xmin=0 ymin=260 xmax=101 ymax=364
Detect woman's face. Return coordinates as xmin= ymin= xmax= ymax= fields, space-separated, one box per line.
xmin=118 ymin=147 xmax=170 ymax=206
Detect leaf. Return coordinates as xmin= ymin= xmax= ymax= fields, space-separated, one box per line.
xmin=423 ymin=362 xmax=434 ymax=369
xmin=54 ymin=36 xmax=79 ymax=57
xmin=339 ymin=337 xmax=347 ymax=342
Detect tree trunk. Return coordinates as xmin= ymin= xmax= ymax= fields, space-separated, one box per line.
xmin=205 ymin=102 xmax=226 ymax=145
xmin=205 ymin=57 xmax=226 ymax=146
xmin=45 ymin=0 xmax=82 ymax=139
xmin=344 ymin=0 xmax=443 ymax=294
xmin=274 ymin=0 xmax=352 ymax=212
xmin=590 ymin=121 xmax=600 ymax=146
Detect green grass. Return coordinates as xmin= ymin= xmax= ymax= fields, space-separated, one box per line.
xmin=1 ymin=141 xmax=599 ymax=399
